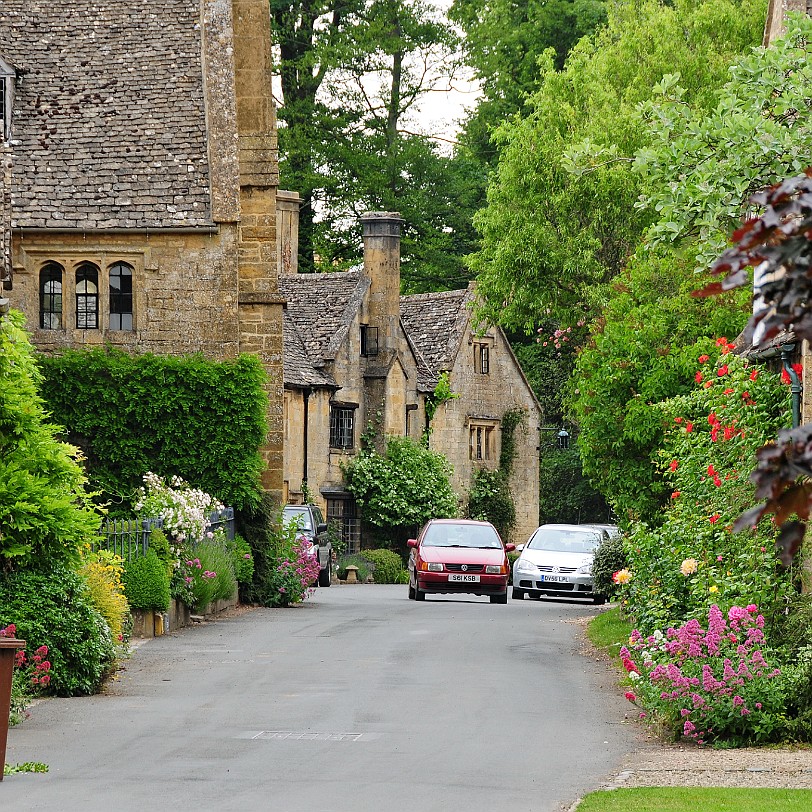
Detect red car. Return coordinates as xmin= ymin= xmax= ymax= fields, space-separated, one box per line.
xmin=407 ymin=519 xmax=515 ymax=603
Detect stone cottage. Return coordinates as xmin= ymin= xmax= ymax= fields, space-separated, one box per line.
xmin=0 ymin=0 xmax=285 ymax=499
xmin=279 ymin=203 xmax=541 ymax=547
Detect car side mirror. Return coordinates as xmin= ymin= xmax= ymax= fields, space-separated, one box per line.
xmin=407 ymin=539 xmax=418 ymax=548
xmin=317 ymin=523 xmax=328 ymax=533
xmin=505 ymin=543 xmax=516 ymax=552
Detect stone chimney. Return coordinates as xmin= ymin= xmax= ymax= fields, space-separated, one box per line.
xmin=360 ymin=212 xmax=404 ymax=355
xmin=277 ymin=190 xmax=302 ymax=275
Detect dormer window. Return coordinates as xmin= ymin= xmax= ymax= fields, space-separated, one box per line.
xmin=0 ymin=57 xmax=16 ymax=143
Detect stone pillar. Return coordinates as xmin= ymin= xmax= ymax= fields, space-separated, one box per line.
xmin=232 ymin=0 xmax=284 ymax=500
xmin=277 ymin=190 xmax=302 ymax=276
xmin=763 ymin=0 xmax=808 ymax=44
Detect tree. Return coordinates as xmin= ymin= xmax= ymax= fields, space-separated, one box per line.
xmin=0 ymin=311 xmax=100 ymax=570
xmin=468 ymin=0 xmax=766 ymax=332
xmin=272 ymin=0 xmax=478 ymax=289
xmin=449 ymin=0 xmax=608 ymax=168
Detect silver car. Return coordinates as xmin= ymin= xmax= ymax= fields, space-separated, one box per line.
xmin=512 ymin=524 xmax=605 ymax=603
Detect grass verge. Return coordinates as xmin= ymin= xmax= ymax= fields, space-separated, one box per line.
xmin=586 ymin=605 xmax=633 ymax=659
xmin=576 ymin=787 xmax=812 ymax=811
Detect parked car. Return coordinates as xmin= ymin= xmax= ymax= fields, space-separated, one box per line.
xmin=512 ymin=523 xmax=605 ymax=603
xmin=282 ymin=504 xmax=332 ymax=587
xmin=407 ymin=519 xmax=515 ymax=604
xmin=581 ymin=523 xmax=621 ymax=540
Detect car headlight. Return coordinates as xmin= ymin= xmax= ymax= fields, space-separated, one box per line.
xmin=577 ymin=562 xmax=592 ymax=575
xmin=485 ymin=564 xmax=505 ymax=574
xmin=515 ymin=559 xmax=537 ymax=574
xmin=426 ymin=562 xmax=443 ymax=572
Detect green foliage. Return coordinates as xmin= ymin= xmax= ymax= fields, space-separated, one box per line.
xmin=0 ymin=311 xmax=102 ymax=570
xmin=424 ymin=371 xmax=460 ymax=428
xmin=122 ymin=550 xmax=170 ymax=612
xmin=37 ymin=347 xmax=267 ymax=511
xmin=538 ymin=446 xmax=610 ymax=525
xmin=470 ymin=0 xmax=766 ymax=331
xmin=227 ymin=534 xmax=254 ymax=585
xmin=342 ymin=436 xmax=458 ymax=532
xmin=0 ymin=567 xmax=116 ymax=696
xmin=336 ymin=553 xmax=374 ymax=583
xmin=258 ymin=519 xmax=321 ymax=607
xmin=635 ymin=15 xmax=812 ymax=271
xmin=147 ymin=528 xmax=173 ymax=575
xmin=363 ymin=549 xmax=407 ymax=584
xmin=617 ymin=347 xmax=794 ymax=633
xmin=498 ymin=408 xmax=524 ymax=475
xmin=591 ymin=534 xmax=627 ymax=599
xmin=183 ymin=541 xmax=237 ymax=613
xmin=586 ymin=606 xmax=633 ymax=658
xmin=467 ymin=469 xmax=515 ymax=542
xmin=235 ymin=493 xmax=280 ymax=605
xmin=569 ymin=250 xmax=749 ymax=522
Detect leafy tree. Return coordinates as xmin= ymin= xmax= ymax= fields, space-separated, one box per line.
xmin=341 ymin=436 xmax=458 ymax=533
xmin=469 ymin=0 xmax=766 ymax=332
xmin=569 ymin=249 xmax=749 ymax=521
xmin=538 ymin=445 xmax=610 ymax=525
xmin=0 ymin=311 xmax=100 ymax=570
xmin=273 ymin=0 xmax=478 ymax=289
xmin=450 ymin=0 xmax=608 ymax=168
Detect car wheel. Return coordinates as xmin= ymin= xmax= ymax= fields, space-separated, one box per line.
xmin=592 ymin=593 xmax=606 ymax=605
xmin=511 ymin=587 xmax=525 ymax=600
xmin=318 ymin=565 xmax=331 ymax=588
xmin=414 ymin=580 xmax=426 ymax=601
xmin=490 ymin=593 xmax=508 ymax=604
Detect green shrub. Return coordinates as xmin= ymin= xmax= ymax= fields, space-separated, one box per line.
xmin=236 ymin=494 xmax=278 ymax=605
xmin=37 ymin=348 xmax=267 ymax=511
xmin=0 ymin=567 xmax=116 ymax=696
xmin=0 ymin=311 xmax=101 ymax=570
xmin=467 ymin=469 xmax=515 ymax=543
xmin=122 ymin=550 xmax=170 ymax=612
xmin=185 ymin=540 xmax=237 ymax=612
xmin=336 ymin=553 xmax=374 ymax=582
xmin=363 ymin=549 xmax=407 ymax=584
xmin=227 ymin=533 xmax=254 ymax=584
xmin=592 ymin=533 xmax=627 ymax=599
xmin=147 ymin=527 xmax=173 ymax=576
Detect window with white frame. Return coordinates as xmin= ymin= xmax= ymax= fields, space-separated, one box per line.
xmin=330 ymin=405 xmax=356 ymax=450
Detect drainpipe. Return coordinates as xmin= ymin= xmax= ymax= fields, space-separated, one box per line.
xmin=780 ymin=344 xmax=802 ymax=429
xmin=302 ymin=388 xmax=311 ymax=498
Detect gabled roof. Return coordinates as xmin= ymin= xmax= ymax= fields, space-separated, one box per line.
xmin=400 ymin=284 xmax=475 ymax=374
xmin=0 ymin=1 xmax=215 ymax=229
xmin=279 ymin=271 xmax=370 ymax=387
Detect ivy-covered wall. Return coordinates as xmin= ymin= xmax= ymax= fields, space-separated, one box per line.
xmin=38 ymin=348 xmax=268 ymax=511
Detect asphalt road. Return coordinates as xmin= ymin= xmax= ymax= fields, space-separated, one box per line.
xmin=4 ymin=585 xmax=641 ymax=811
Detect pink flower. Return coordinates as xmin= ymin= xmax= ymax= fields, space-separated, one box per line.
xmin=624 ymin=691 xmax=636 ymax=702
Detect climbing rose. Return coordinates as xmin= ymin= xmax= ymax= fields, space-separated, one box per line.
xmin=717 ymin=364 xmax=729 ymax=377
xmin=680 ymin=558 xmax=698 ymax=576
xmin=698 ymin=354 xmax=710 ymax=364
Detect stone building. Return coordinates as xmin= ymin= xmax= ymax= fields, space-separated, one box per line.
xmin=0 ymin=0 xmax=284 ymax=499
xmin=279 ymin=203 xmax=541 ymax=547
xmin=400 ymin=287 xmax=542 ymax=545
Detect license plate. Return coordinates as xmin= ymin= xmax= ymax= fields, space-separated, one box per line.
xmin=540 ymin=574 xmax=568 ymax=583
xmin=448 ymin=573 xmax=480 ymax=582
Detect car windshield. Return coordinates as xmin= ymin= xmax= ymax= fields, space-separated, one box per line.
xmin=527 ymin=528 xmax=601 ymax=554
xmin=282 ymin=507 xmax=312 ymax=531
xmin=421 ymin=523 xmax=502 ymax=549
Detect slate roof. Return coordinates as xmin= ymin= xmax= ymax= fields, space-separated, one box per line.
xmin=279 ymin=271 xmax=370 ymax=388
xmin=400 ymin=285 xmax=474 ymax=375
xmin=0 ymin=1 xmax=214 ymax=229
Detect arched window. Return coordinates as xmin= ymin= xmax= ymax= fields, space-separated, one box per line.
xmin=109 ymin=262 xmax=133 ymax=330
xmin=75 ymin=263 xmax=99 ymax=329
xmin=39 ymin=262 xmax=63 ymax=329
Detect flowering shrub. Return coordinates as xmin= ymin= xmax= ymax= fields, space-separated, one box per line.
xmin=621 ymin=605 xmax=791 ymax=746
xmin=618 ymin=342 xmax=794 ymax=631
xmin=78 ymin=549 xmax=129 ymax=646
xmin=180 ymin=539 xmax=237 ymax=612
xmin=135 ymin=472 xmax=224 ymax=544
xmin=1 ymin=624 xmax=52 ymax=725
xmin=260 ymin=520 xmax=321 ymax=607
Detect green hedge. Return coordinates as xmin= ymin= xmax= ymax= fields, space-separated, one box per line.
xmin=0 ymin=567 xmax=116 ymax=696
xmin=363 ymin=549 xmax=407 ymax=583
xmin=37 ymin=348 xmax=268 ymax=511
xmin=122 ymin=550 xmax=170 ymax=612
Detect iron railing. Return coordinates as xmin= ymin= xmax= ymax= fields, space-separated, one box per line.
xmin=95 ymin=507 xmax=235 ymax=561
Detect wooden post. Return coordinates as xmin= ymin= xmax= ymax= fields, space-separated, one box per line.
xmin=0 ymin=637 xmax=26 ymax=781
